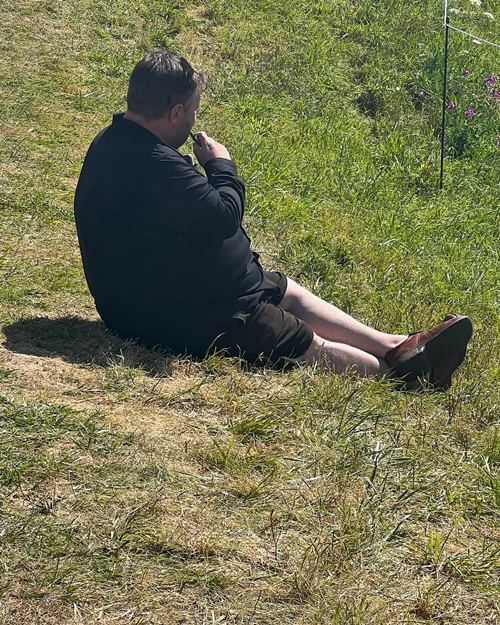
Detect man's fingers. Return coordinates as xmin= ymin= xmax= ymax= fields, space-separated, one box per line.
xmin=192 ymin=131 xmax=230 ymax=166
xmin=196 ymin=131 xmax=210 ymax=146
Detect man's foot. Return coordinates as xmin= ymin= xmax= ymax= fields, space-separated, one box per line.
xmin=385 ymin=314 xmax=472 ymax=390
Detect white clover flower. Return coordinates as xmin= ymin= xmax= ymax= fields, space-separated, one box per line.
xmin=449 ymin=8 xmax=460 ymax=13
xmin=483 ymin=11 xmax=494 ymax=18
xmin=469 ymin=0 xmax=481 ymax=6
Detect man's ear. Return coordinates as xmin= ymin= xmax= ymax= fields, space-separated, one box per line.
xmin=169 ymin=103 xmax=184 ymax=125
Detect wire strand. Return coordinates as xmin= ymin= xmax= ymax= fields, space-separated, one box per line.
xmin=447 ymin=24 xmax=500 ymax=49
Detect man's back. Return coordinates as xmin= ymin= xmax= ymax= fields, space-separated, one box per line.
xmin=74 ymin=114 xmax=279 ymax=353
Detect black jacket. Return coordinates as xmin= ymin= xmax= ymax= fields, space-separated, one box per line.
xmin=74 ymin=113 xmax=279 ymax=353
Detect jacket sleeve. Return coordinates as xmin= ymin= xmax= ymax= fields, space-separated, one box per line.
xmin=149 ymin=152 xmax=246 ymax=240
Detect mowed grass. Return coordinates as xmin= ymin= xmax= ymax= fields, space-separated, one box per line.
xmin=1 ymin=0 xmax=499 ymax=623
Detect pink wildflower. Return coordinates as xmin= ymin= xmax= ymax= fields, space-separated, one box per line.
xmin=463 ymin=69 xmax=470 ymax=76
xmin=447 ymin=102 xmax=455 ymax=110
xmin=464 ymin=108 xmax=475 ymax=117
xmin=485 ymin=74 xmax=499 ymax=86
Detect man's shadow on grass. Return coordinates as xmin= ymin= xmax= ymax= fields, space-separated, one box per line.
xmin=2 ymin=316 xmax=179 ymax=375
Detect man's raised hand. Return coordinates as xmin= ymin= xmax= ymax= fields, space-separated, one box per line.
xmin=193 ymin=131 xmax=231 ymax=167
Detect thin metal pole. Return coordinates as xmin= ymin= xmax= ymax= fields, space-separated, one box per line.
xmin=439 ymin=15 xmax=450 ymax=190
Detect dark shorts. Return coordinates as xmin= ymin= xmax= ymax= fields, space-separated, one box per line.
xmin=210 ymin=271 xmax=314 ymax=365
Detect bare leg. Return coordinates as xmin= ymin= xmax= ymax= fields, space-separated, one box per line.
xmin=281 ymin=278 xmax=407 ymax=359
xmin=298 ymin=333 xmax=391 ymax=377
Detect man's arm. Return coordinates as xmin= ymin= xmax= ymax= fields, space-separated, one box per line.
xmin=150 ymin=133 xmax=245 ymax=240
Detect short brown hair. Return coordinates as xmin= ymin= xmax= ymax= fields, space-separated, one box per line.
xmin=126 ymin=51 xmax=206 ymax=121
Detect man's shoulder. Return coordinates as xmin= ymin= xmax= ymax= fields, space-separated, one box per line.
xmin=82 ymin=115 xmax=197 ymax=181
xmin=86 ymin=119 xmax=179 ymax=164
xmin=150 ymin=142 xmax=187 ymax=163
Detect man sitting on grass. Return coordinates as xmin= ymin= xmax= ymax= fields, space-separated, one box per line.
xmin=74 ymin=51 xmax=472 ymax=389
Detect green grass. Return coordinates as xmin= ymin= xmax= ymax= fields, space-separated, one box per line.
xmin=1 ymin=0 xmax=499 ymax=623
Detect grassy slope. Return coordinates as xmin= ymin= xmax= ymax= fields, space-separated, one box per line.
xmin=1 ymin=0 xmax=499 ymax=623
